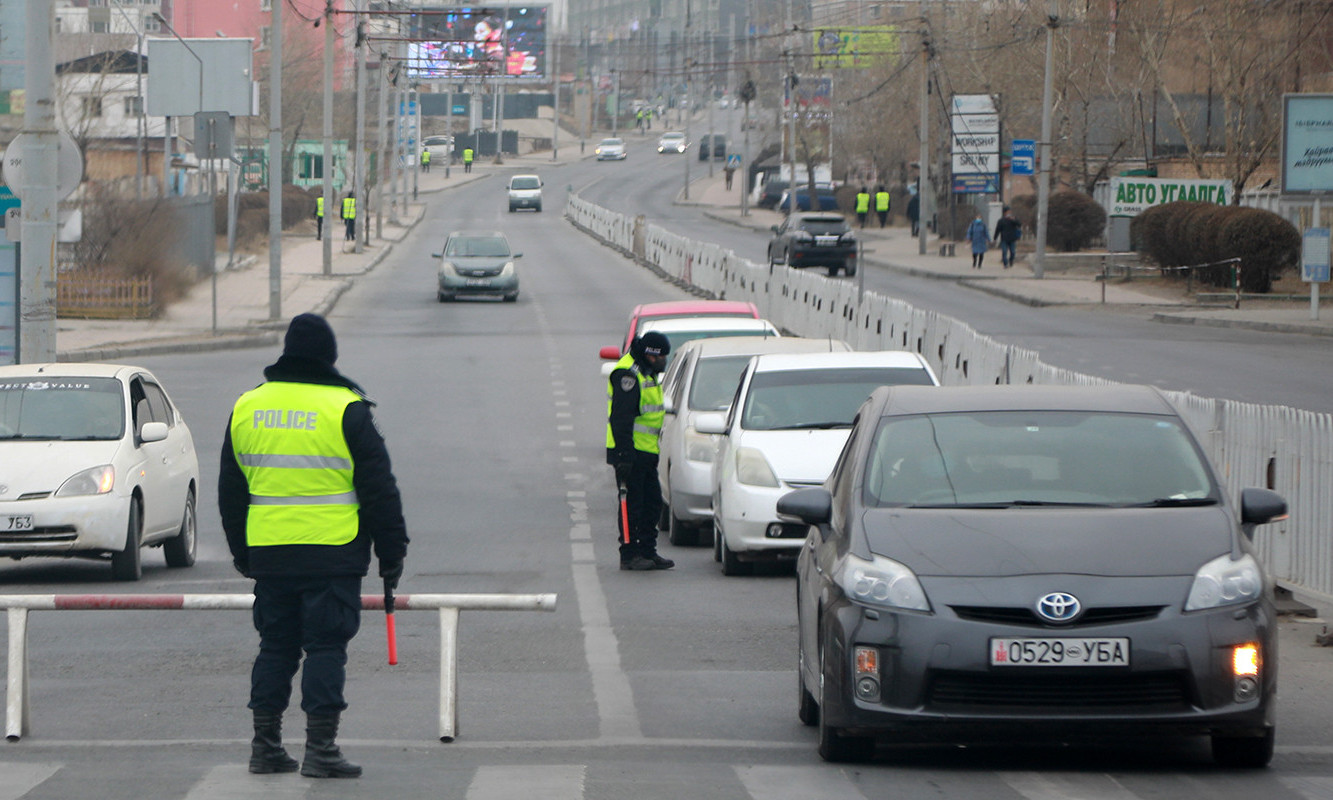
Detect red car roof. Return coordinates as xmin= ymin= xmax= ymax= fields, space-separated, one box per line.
xmin=623 ymin=300 xmax=762 ymax=350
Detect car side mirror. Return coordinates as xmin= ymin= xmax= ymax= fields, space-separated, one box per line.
xmin=513 ymin=252 xmax=523 ymax=259
xmin=770 ymin=225 xmax=780 ymax=233
xmin=139 ymin=421 xmax=169 ymax=444
xmin=432 ymin=252 xmax=442 ymax=258
xmin=663 ymin=395 xmax=677 ymax=414
xmin=1240 ymin=487 xmax=1288 ymax=537
xmin=777 ymin=488 xmax=832 ymax=525
xmin=694 ymin=412 xmax=726 ymax=435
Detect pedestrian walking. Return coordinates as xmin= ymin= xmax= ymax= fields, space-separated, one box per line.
xmin=993 ymin=205 xmax=1022 ymax=268
xmin=220 ymin=313 xmax=409 ymax=779
xmin=314 ymin=196 xmax=324 ymax=241
xmin=607 ymin=331 xmax=675 ymax=572
xmin=907 ymin=193 xmax=920 ymax=236
xmin=966 ymin=211 xmax=989 ymax=269
xmin=421 ymin=148 xmax=431 ymax=173
xmin=855 ymin=187 xmax=870 ymax=228
xmin=724 ymin=163 xmax=736 ymax=190
xmin=462 ymin=147 xmax=474 ymax=173
xmin=874 ymin=185 xmax=891 ymax=228
xmin=341 ymin=192 xmax=356 ymax=242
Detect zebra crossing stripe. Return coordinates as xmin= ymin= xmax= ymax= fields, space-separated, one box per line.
xmin=1000 ymin=771 xmax=1141 ymax=800
xmin=734 ymin=765 xmax=869 ymax=800
xmin=0 ymin=763 xmax=59 ymax=800
xmin=1281 ymin=776 xmax=1333 ymax=800
xmin=182 ymin=765 xmax=310 ymax=800
xmin=467 ymin=764 xmax=585 ymax=800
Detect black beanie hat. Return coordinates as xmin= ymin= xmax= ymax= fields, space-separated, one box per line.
xmin=633 ymin=330 xmax=670 ymax=358
xmin=283 ymin=313 xmax=338 ymax=366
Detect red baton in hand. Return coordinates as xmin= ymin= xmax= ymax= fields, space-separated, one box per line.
xmin=384 ymin=580 xmax=398 ymax=666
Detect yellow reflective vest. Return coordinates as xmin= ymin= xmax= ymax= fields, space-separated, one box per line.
xmin=230 ymin=382 xmax=362 ymax=547
xmin=605 ymin=354 xmax=664 ymax=455
xmin=855 ymin=192 xmax=870 ymax=213
xmin=316 ymin=197 xmax=324 ymax=217
xmin=342 ymin=197 xmax=356 ymax=219
xmin=875 ymin=191 xmax=890 ymax=212
xmin=463 ymin=148 xmax=474 ymax=162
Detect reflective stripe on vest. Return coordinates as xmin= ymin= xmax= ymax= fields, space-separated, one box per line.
xmin=876 ymin=192 xmax=890 ymax=211
xmin=855 ymin=193 xmax=870 ymax=213
xmin=231 ymin=382 xmax=362 ymax=547
xmin=342 ymin=198 xmax=356 ymax=219
xmin=605 ymin=353 xmax=663 ymax=454
xmin=316 ymin=197 xmax=324 ymax=217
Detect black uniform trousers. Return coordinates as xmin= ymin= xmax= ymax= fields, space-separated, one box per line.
xmin=617 ymin=454 xmax=662 ymax=561
xmin=249 ymin=575 xmax=362 ymax=716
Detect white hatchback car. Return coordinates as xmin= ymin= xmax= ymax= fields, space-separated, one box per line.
xmin=506 ymin=174 xmax=543 ymax=212
xmin=0 ymin=363 xmax=200 ymax=580
xmin=658 ymin=336 xmax=851 ymax=547
xmin=657 ymin=131 xmax=688 ymax=154
xmin=696 ymin=351 xmax=939 ymax=575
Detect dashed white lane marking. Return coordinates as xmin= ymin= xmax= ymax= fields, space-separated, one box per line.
xmin=735 ymin=765 xmax=869 ymax=800
xmin=1000 ymin=772 xmax=1140 ymax=800
xmin=182 ymin=765 xmax=310 ymax=800
xmin=1282 ymin=776 xmax=1333 ymax=800
xmin=467 ymin=764 xmax=585 ymax=800
xmin=0 ymin=763 xmax=60 ymax=800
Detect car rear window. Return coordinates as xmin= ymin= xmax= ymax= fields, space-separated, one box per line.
xmin=0 ymin=377 xmax=125 ymax=440
xmin=742 ymin=367 xmax=933 ymax=430
xmin=446 ymin=237 xmax=510 ymax=257
xmin=863 ymin=411 xmax=1218 ymax=508
xmin=798 ymin=218 xmax=850 ymax=235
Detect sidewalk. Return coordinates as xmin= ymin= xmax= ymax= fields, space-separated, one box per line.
xmin=54 ymin=144 xmax=584 ymax=361
xmin=688 ymin=172 xmax=1333 ymax=338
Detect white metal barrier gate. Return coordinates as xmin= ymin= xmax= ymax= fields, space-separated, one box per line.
xmin=3 ymin=592 xmax=557 ymax=743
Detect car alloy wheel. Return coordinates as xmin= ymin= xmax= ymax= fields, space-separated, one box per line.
xmin=720 ymin=532 xmax=751 ymax=576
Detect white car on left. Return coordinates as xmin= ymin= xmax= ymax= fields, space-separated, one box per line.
xmin=0 ymin=363 xmax=200 ymax=581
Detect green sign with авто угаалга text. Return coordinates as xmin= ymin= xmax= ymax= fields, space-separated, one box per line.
xmin=1109 ymin=177 xmax=1232 ymax=217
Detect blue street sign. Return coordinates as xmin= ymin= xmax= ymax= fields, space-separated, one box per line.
xmin=1012 ymin=139 xmax=1035 ymax=176
xmin=726 ymin=153 xmax=741 ymax=168
xmin=952 ymin=174 xmax=999 ymax=194
xmin=1303 ymin=227 xmax=1331 ymax=283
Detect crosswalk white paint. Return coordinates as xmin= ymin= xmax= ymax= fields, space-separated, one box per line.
xmin=735 ymin=765 xmax=868 ymax=800
xmin=181 ymin=765 xmax=311 ymax=800
xmin=1000 ymin=772 xmax=1141 ymax=800
xmin=1280 ymin=776 xmax=1333 ymax=800
xmin=466 ymin=764 xmax=585 ymax=800
xmin=0 ymin=763 xmax=59 ymax=800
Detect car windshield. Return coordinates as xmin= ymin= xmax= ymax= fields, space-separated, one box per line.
xmin=742 ymin=367 xmax=933 ymax=431
xmin=797 ymin=219 xmax=849 ymax=235
xmin=0 ymin=377 xmax=125 ymax=440
xmin=601 ymin=139 xmax=623 ymax=147
xmin=863 ymin=411 xmax=1219 ymax=508
xmin=510 ymin=177 xmax=540 ymax=190
xmin=446 ymin=236 xmax=510 ymax=257
xmin=661 ymin=134 xmax=684 ymax=141
xmin=688 ymin=355 xmax=754 ymax=411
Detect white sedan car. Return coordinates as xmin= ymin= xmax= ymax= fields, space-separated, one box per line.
xmin=696 ymin=351 xmax=939 ymax=575
xmin=656 ymin=131 xmax=688 ymax=154
xmin=657 ymin=336 xmax=851 ymax=547
xmin=0 ymin=363 xmax=200 ymax=580
xmin=595 ymin=137 xmax=628 ymax=160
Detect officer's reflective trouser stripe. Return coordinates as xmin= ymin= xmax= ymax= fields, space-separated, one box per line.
xmin=239 ymin=454 xmax=352 ymax=469
xmin=249 ymin=492 xmax=358 ymax=506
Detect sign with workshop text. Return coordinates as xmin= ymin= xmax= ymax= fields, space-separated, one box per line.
xmin=1108 ymin=177 xmax=1232 ymax=217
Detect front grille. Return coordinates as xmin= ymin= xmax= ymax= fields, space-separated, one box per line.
xmin=0 ymin=526 xmax=77 ymax=543
xmin=459 ymin=268 xmax=501 ymax=278
xmin=14 ymin=492 xmax=53 ymax=501
xmin=950 ymin=605 xmax=1165 ymax=627
xmin=927 ymin=671 xmax=1190 ymax=712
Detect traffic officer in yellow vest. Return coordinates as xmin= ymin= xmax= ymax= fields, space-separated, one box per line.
xmin=462 ymin=147 xmax=474 ymax=173
xmin=855 ymin=187 xmax=870 ymax=228
xmin=874 ymin=185 xmax=891 ymax=228
xmin=606 ymin=331 xmax=675 ymax=571
xmin=341 ymin=191 xmax=356 ymax=242
xmin=420 ymin=147 xmax=431 ymax=173
xmin=314 ymin=196 xmax=324 ymax=240
xmin=220 ymin=313 xmax=408 ymax=779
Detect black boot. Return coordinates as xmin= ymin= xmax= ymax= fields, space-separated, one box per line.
xmin=300 ymin=713 xmax=362 ymax=778
xmin=249 ymin=710 xmax=299 ymax=774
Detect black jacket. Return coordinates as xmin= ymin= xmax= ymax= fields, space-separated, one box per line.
xmin=606 ymin=355 xmax=659 ymax=465
xmin=994 ymin=215 xmax=1022 ymax=243
xmin=219 ymin=356 xmax=409 ymax=579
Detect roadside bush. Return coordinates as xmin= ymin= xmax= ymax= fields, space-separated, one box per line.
xmin=1215 ymin=208 xmax=1300 ymax=293
xmin=1046 ymin=190 xmax=1105 ymax=251
xmin=213 ymin=187 xmax=317 ymax=236
xmin=1131 ymin=201 xmax=1298 ymax=292
xmin=66 ymin=188 xmax=193 ymax=306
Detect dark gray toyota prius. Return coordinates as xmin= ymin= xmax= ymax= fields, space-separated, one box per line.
xmin=780 ymin=384 xmax=1288 ymax=766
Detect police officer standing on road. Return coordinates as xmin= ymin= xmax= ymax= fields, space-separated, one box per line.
xmin=421 ymin=148 xmax=431 ymax=173
xmin=855 ymin=187 xmax=870 ymax=228
xmin=607 ymin=331 xmax=675 ymax=571
xmin=463 ymin=147 xmax=474 ymax=173
xmin=220 ymin=313 xmax=409 ymax=779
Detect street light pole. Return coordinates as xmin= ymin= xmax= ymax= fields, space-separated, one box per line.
xmin=1033 ymin=0 xmax=1059 ymax=279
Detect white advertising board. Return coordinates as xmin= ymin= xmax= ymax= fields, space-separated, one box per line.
xmin=1108 ymin=177 xmax=1233 ymax=217
xmin=952 ymin=151 xmax=1000 ymax=174
xmin=952 ymin=113 xmax=999 ymax=135
xmin=146 ymin=38 xmax=254 ymax=117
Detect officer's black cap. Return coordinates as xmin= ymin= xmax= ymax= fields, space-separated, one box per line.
xmin=632 ymin=331 xmax=670 ymax=358
xmin=283 ymin=313 xmax=338 ymax=366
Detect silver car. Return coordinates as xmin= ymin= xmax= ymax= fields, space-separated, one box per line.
xmin=434 ymin=231 xmax=522 ymax=302
xmin=657 ymin=336 xmax=851 ymax=546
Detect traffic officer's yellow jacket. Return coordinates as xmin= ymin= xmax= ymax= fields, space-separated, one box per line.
xmin=875 ymin=191 xmax=890 ymax=212
xmin=342 ymin=197 xmax=356 ymax=220
xmin=605 ymin=353 xmax=664 ymax=459
xmin=855 ymin=193 xmax=870 ymax=213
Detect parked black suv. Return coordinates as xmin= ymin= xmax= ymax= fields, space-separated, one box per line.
xmin=767 ymin=213 xmax=857 ymax=276
xmin=698 ymin=134 xmax=727 ymax=161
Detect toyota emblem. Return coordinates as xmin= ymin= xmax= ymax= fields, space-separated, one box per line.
xmin=1035 ymin=592 xmax=1082 ymax=623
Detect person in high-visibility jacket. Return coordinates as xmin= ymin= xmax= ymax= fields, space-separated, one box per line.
xmin=606 ymin=331 xmax=674 ymax=571
xmin=341 ymin=192 xmax=356 ymax=242
xmin=462 ymin=147 xmax=474 ymax=173
xmin=854 ymin=187 xmax=870 ymax=228
xmin=220 ymin=313 xmax=408 ymax=779
xmin=420 ymin=148 xmax=431 ymax=172
xmin=314 ymin=196 xmax=324 ymax=241
xmin=875 ymin=185 xmax=891 ymax=228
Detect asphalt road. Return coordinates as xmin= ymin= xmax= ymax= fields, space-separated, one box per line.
xmin=3 ymin=153 xmax=1333 ymax=799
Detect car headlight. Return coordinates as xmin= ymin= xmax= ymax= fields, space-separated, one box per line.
xmin=836 ymin=551 xmax=931 ymax=612
xmin=684 ymin=427 xmax=716 ymax=463
xmin=1185 ymin=553 xmax=1264 ymax=611
xmin=56 ymin=465 xmax=115 ymax=497
xmin=500 ymin=261 xmax=516 ymax=276
xmin=735 ymin=446 xmax=779 ymax=487
xmin=440 ymin=260 xmax=459 ymax=276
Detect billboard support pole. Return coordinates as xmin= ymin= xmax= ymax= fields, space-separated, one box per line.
xmin=267 ymin=0 xmax=283 ymax=319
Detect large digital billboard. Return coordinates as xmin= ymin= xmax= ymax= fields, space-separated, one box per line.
xmin=407 ymin=6 xmax=547 ymax=79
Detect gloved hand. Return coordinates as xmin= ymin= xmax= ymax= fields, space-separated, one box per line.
xmin=233 ymin=558 xmax=251 ymax=578
xmin=613 ymin=461 xmax=632 ymax=487
xmin=380 ymin=559 xmax=404 ymax=591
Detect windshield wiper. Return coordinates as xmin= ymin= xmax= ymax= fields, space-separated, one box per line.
xmin=764 ymin=421 xmax=850 ymax=431
xmin=1124 ymin=497 xmax=1218 ymax=508
xmin=0 ymin=434 xmax=63 ymax=441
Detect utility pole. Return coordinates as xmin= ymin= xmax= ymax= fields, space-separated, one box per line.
xmin=917 ymin=14 xmax=931 ymax=255
xmin=268 ymin=0 xmax=284 ymax=319
xmin=354 ymin=0 xmax=367 ymax=252
xmin=1033 ymin=0 xmax=1059 ymax=279
xmin=786 ymin=58 xmax=796 ymax=225
xmin=412 ymin=85 xmax=420 ymax=199
xmin=375 ymin=52 xmax=389 ymax=238
xmin=683 ymin=32 xmax=692 ymax=200
xmin=19 ymin=0 xmax=58 ymax=362
xmin=321 ymin=0 xmax=334 ymax=276
xmin=551 ymin=37 xmax=560 ymax=160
